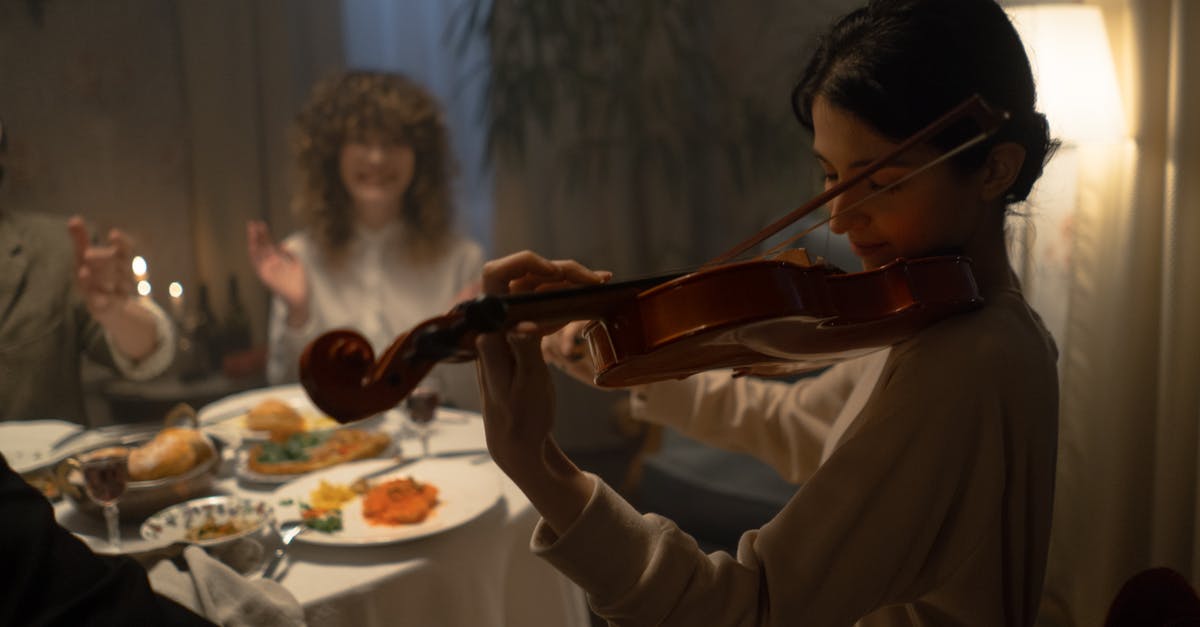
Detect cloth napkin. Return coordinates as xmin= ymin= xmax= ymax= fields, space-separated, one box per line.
xmin=148 ymin=545 xmax=305 ymax=626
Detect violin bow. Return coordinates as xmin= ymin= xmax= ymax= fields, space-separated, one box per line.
xmin=704 ymin=94 xmax=1009 ymax=268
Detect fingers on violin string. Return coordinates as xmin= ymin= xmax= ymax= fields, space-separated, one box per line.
xmin=482 ymin=251 xmax=561 ymax=294
xmin=510 ymin=278 xmax=580 ymax=294
xmin=548 ymin=259 xmax=609 ymax=285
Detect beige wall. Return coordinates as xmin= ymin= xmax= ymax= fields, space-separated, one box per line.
xmin=0 ymin=0 xmax=342 ymax=345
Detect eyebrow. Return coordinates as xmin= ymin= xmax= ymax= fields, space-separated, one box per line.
xmin=812 ymin=150 xmax=917 ymax=169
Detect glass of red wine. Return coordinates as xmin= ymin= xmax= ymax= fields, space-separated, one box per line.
xmin=405 ymin=386 xmax=440 ymax=458
xmin=68 ymin=447 xmax=130 ymax=551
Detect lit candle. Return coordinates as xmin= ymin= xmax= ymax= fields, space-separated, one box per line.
xmin=131 ymin=255 xmax=148 ymax=280
xmin=137 ymin=280 xmax=152 ymax=297
xmin=168 ymin=281 xmax=184 ymax=321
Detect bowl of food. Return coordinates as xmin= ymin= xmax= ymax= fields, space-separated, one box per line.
xmin=55 ymin=424 xmax=222 ymax=522
xmin=141 ymin=495 xmax=273 ymax=548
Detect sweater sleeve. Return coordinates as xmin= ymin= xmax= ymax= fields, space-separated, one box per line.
xmin=630 ymin=360 xmax=862 ymax=483
xmin=535 ymin=342 xmax=1007 ymax=626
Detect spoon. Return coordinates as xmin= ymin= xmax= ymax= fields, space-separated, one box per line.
xmin=261 ymin=520 xmax=304 ymax=581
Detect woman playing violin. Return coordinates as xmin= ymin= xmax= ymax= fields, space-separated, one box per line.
xmin=475 ymin=0 xmax=1059 ymax=625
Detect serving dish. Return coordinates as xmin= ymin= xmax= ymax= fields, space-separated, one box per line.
xmin=140 ymin=495 xmax=274 ymax=548
xmin=55 ymin=430 xmax=222 ymax=522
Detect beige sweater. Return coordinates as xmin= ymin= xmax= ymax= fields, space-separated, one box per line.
xmin=533 ymin=287 xmax=1058 ymax=626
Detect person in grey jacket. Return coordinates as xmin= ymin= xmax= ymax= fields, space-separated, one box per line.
xmin=0 ymin=117 xmax=174 ymax=424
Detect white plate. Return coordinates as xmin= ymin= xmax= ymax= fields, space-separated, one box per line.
xmin=140 ymin=495 xmax=274 ymax=548
xmin=197 ymin=384 xmax=380 ymax=444
xmin=271 ymin=457 xmax=502 ymax=546
xmin=0 ymin=420 xmax=84 ymax=474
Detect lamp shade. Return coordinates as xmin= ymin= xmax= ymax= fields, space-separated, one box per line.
xmin=1007 ymin=5 xmax=1126 ymax=143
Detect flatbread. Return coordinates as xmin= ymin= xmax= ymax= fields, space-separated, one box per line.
xmin=246 ymin=429 xmax=390 ymax=475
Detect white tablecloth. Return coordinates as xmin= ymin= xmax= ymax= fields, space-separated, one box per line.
xmin=51 ymin=409 xmax=591 ymax=627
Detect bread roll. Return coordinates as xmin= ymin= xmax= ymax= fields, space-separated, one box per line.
xmin=246 ymin=398 xmax=306 ymax=441
xmin=127 ymin=428 xmax=211 ymax=481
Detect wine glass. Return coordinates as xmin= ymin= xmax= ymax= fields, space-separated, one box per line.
xmin=69 ymin=447 xmax=130 ymax=551
xmin=405 ymin=386 xmax=440 ymax=458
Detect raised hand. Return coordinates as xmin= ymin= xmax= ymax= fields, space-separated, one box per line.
xmin=67 ymin=216 xmax=134 ymax=324
xmin=246 ymin=220 xmax=309 ymax=326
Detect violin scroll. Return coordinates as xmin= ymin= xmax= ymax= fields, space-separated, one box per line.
xmin=299 ymin=302 xmax=499 ymax=424
xmin=299 ymin=329 xmax=396 ymax=424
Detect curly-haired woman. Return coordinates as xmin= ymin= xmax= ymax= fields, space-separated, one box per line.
xmin=247 ymin=70 xmax=483 ymax=407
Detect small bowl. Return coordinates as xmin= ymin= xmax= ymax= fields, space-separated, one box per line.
xmin=141 ymin=496 xmax=274 ymax=548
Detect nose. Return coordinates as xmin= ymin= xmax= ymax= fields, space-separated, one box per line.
xmin=828 ymin=194 xmax=868 ymax=234
xmin=364 ymin=142 xmax=386 ymax=163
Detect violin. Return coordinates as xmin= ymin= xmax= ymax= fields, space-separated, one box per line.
xmin=300 ymin=95 xmax=1008 ymax=424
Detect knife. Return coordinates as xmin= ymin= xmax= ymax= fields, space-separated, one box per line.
xmin=350 ymin=449 xmax=490 ymax=492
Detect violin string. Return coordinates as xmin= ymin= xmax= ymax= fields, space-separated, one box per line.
xmin=758 ymin=130 xmax=993 ymax=261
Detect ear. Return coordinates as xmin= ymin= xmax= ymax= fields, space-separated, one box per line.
xmin=979 ymin=141 xmax=1026 ymax=202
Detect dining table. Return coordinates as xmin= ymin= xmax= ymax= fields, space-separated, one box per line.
xmin=35 ymin=402 xmax=592 ymax=627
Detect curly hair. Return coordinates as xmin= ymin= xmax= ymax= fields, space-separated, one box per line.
xmin=292 ymin=70 xmax=457 ymax=262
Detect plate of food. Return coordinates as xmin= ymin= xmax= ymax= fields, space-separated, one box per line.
xmin=141 ymin=495 xmax=274 ymax=548
xmin=0 ymin=420 xmax=85 ymax=475
xmin=198 ymin=384 xmax=378 ymax=444
xmin=236 ymin=428 xmax=395 ymax=485
xmin=271 ymin=457 xmax=502 ymax=546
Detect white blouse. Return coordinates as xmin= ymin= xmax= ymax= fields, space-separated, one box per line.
xmin=266 ymin=223 xmax=484 ymax=410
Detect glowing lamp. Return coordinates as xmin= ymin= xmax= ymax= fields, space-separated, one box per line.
xmin=1007 ymin=5 xmax=1126 ymax=144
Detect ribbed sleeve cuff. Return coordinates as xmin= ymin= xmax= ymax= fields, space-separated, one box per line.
xmin=530 ymin=474 xmax=662 ymax=604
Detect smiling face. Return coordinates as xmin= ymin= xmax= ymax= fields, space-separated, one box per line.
xmin=811 ymin=97 xmax=994 ymax=271
xmin=338 ymin=132 xmax=416 ymax=228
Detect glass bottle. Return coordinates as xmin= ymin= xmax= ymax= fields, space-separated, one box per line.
xmin=223 ymin=274 xmax=252 ymax=354
xmin=194 ymin=282 xmax=221 ymax=373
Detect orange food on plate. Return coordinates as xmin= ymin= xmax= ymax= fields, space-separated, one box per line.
xmin=361 ymin=478 xmax=439 ymax=526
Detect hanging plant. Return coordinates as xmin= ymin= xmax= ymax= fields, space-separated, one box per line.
xmin=452 ymin=1 xmax=799 ymax=187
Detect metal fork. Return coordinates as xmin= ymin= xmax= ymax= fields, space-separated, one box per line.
xmin=261 ymin=520 xmax=304 ymax=581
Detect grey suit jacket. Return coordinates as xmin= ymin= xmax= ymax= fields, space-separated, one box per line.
xmin=2 ymin=210 xmax=124 ymax=424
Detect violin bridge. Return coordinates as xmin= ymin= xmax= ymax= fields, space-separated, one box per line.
xmin=774 ymin=248 xmax=814 ymax=267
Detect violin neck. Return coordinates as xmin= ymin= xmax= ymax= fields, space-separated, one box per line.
xmin=465 ymin=272 xmax=686 ymax=330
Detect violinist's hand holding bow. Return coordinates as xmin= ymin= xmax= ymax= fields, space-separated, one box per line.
xmin=475 ymin=251 xmax=610 ymax=535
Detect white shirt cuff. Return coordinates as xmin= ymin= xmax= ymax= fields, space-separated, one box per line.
xmin=107 ymin=297 xmax=176 ymax=381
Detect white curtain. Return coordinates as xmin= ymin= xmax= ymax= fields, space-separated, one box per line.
xmin=1036 ymin=1 xmax=1200 ymax=624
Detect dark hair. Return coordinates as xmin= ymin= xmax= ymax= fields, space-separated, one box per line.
xmin=292 ymin=70 xmax=456 ymax=261
xmin=791 ymin=0 xmax=1057 ymax=203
